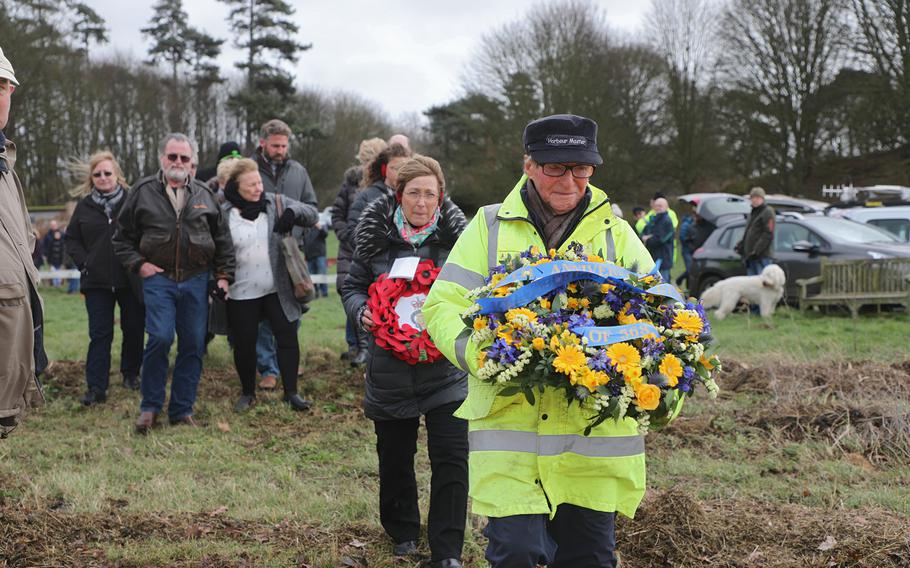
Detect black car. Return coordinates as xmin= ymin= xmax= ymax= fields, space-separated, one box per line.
xmin=689 ymin=214 xmax=910 ymax=301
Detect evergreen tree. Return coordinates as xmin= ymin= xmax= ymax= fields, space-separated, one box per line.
xmin=220 ymin=0 xmax=311 ymax=145
xmin=141 ymin=0 xmax=223 ymax=131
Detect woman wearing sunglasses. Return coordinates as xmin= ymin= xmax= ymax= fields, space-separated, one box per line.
xmin=65 ymin=151 xmax=145 ymax=405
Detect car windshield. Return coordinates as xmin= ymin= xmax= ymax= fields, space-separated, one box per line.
xmin=802 ymin=217 xmax=900 ymax=243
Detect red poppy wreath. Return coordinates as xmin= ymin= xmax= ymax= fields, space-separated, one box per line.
xmin=366 ymin=258 xmax=443 ymax=365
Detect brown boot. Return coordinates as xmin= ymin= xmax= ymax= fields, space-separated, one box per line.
xmin=258 ymin=374 xmax=278 ymax=390
xmin=135 ymin=411 xmax=158 ymax=434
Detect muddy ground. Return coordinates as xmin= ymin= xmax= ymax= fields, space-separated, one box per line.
xmin=2 ymin=357 xmax=909 ymax=567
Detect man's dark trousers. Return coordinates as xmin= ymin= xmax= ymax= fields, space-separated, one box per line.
xmin=483 ymin=504 xmax=617 ymax=568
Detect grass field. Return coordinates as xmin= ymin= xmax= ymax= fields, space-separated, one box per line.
xmin=2 ymin=286 xmax=909 ymax=567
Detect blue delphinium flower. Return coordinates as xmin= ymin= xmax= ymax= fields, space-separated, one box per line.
xmin=641 ymin=338 xmax=665 ymax=358
xmin=568 ymin=313 xmax=594 ymax=331
xmin=678 ymin=365 xmax=696 ymax=393
xmin=568 ymin=242 xmax=586 ymax=256
xmin=588 ymin=350 xmax=611 ymax=372
xmin=687 ymin=302 xmax=712 ymax=336
xmin=625 ymin=297 xmax=645 ymax=318
xmin=487 ymin=338 xmax=519 ymax=365
xmin=604 ymin=290 xmax=624 ymax=311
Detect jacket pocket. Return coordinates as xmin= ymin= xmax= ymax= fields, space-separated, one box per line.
xmin=187 ymin=231 xmax=215 ymax=268
xmin=0 ymin=276 xmax=26 ymax=308
xmin=138 ymin=232 xmax=173 ymax=264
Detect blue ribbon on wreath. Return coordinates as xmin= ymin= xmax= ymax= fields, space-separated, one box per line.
xmin=475 ymin=260 xmax=684 ymax=315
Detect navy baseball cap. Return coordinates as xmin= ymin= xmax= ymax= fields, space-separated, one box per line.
xmin=523 ymin=114 xmax=602 ymax=166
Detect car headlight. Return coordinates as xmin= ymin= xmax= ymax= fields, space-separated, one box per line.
xmin=867 ymin=251 xmax=893 ymax=259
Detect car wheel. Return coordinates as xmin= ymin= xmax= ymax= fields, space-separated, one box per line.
xmin=695 ymin=274 xmax=721 ymax=298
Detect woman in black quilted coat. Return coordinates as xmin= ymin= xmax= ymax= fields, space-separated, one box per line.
xmin=342 ymin=155 xmax=468 ymax=568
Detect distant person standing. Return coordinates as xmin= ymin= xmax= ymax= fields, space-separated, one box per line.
xmin=253 ymin=119 xmax=318 ymax=390
xmin=631 ymin=206 xmax=646 ymax=234
xmin=65 ymin=151 xmax=145 ymax=404
xmin=332 ymin=137 xmax=387 ymax=361
xmin=641 ymin=197 xmax=674 ymax=283
xmin=113 ymin=133 xmax=235 ymax=433
xmin=303 ymin=219 xmax=328 ymax=298
xmin=41 ymin=220 xmax=65 ymax=287
xmin=0 ymin=45 xmax=46 ymax=438
xmin=736 ymin=186 xmax=775 ymax=276
xmin=196 ymin=141 xmax=241 ymax=183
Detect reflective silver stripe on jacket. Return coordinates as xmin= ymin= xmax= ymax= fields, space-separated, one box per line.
xmin=483 ymin=204 xmax=501 ymax=271
xmin=469 ymin=429 xmax=644 ymax=458
xmin=437 ymin=262 xmax=486 ymax=290
xmin=605 ymin=229 xmax=616 ymax=262
xmin=454 ymin=328 xmax=471 ymax=371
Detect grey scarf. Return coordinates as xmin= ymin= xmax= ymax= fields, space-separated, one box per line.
xmin=524 ymin=180 xmax=584 ymax=250
xmin=90 ymin=185 xmax=124 ymax=219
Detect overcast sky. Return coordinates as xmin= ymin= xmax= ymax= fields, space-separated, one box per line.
xmin=88 ymin=0 xmax=649 ymax=120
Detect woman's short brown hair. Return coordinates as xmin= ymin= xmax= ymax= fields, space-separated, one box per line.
xmin=395 ymin=155 xmax=446 ymax=203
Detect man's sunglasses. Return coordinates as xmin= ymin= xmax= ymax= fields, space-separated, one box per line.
xmin=166 ymin=153 xmax=192 ymax=164
xmin=92 ymin=171 xmax=114 ymax=178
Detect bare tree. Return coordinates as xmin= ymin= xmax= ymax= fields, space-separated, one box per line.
xmin=647 ymin=0 xmax=721 ymax=192
xmin=852 ymin=0 xmax=910 ymax=143
xmin=718 ymin=0 xmax=850 ymax=192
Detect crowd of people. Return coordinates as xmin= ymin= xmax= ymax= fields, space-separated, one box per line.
xmin=2 ymin=39 xmax=763 ymax=566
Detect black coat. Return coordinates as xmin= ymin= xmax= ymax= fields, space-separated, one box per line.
xmin=642 ymin=211 xmax=675 ymax=269
xmin=342 ymin=194 xmax=468 ymax=421
xmin=65 ymin=192 xmax=134 ymax=291
xmin=331 ymin=166 xmax=362 ymax=288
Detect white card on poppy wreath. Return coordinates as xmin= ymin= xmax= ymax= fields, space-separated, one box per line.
xmin=394 ymin=292 xmax=427 ymax=331
xmin=388 ymin=256 xmax=421 ymax=280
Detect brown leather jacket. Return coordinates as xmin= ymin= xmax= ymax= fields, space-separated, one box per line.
xmin=113 ymin=173 xmax=235 ymax=283
xmin=0 ymin=138 xmax=45 ymax=437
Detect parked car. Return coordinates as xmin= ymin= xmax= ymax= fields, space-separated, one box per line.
xmin=759 ymin=194 xmax=828 ymax=215
xmin=679 ymin=193 xmax=750 ymax=226
xmin=689 ymin=215 xmax=910 ymax=302
xmin=828 ymin=205 xmax=910 ymax=242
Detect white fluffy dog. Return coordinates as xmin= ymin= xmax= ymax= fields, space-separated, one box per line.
xmin=700 ymin=264 xmax=786 ymax=319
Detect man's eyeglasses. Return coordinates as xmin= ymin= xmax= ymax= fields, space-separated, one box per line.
xmin=166 ymin=153 xmax=192 ymax=164
xmin=540 ymin=163 xmax=595 ymax=179
xmin=92 ymin=171 xmax=114 ymax=178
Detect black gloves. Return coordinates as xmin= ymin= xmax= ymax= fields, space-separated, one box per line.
xmin=274 ymin=209 xmax=297 ymax=234
xmin=209 ymin=280 xmax=227 ymax=302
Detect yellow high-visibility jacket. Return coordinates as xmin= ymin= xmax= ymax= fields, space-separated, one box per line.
xmin=424 ymin=175 xmax=655 ymax=520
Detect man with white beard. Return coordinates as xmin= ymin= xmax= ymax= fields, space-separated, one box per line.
xmin=113 ymin=133 xmax=235 ymax=433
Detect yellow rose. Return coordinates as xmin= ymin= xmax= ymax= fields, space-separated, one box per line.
xmin=473 ymin=317 xmax=488 ymax=332
xmin=532 ymin=337 xmax=546 ymax=351
xmin=539 ymin=297 xmax=551 ymax=310
xmin=635 ymin=383 xmax=661 ymax=411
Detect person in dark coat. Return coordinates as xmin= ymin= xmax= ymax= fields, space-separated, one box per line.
xmin=344 ymin=143 xmax=412 ymax=366
xmin=65 ymin=151 xmax=145 ymax=404
xmin=736 ymin=186 xmax=776 ymax=275
xmin=641 ymin=197 xmax=675 ymax=283
xmin=346 ymin=142 xmax=412 ymax=240
xmin=303 ymin=219 xmax=328 ymax=298
xmin=42 ymin=220 xmax=66 ymax=287
xmin=342 ymin=156 xmax=468 ymax=568
xmin=196 ymin=141 xmax=241 ymax=183
xmin=333 ymin=137 xmax=387 ymax=361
